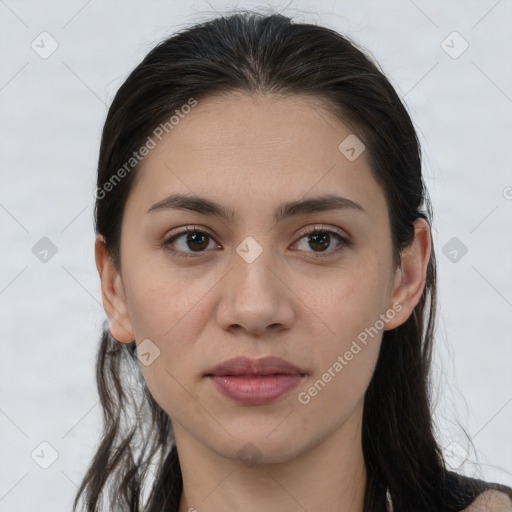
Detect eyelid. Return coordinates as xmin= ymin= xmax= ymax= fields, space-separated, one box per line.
xmin=164 ymin=224 xmax=214 ymax=239
xmin=294 ymin=223 xmax=351 ymax=241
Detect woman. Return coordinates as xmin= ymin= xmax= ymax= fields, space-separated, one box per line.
xmin=74 ymin=11 xmax=512 ymax=512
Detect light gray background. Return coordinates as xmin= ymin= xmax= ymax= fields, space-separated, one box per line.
xmin=1 ymin=0 xmax=511 ymax=510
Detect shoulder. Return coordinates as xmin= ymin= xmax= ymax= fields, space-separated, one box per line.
xmin=462 ymin=489 xmax=512 ymax=511
xmin=443 ymin=471 xmax=512 ymax=512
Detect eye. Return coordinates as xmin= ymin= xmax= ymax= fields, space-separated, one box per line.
xmin=162 ymin=224 xmax=351 ymax=259
xmin=162 ymin=226 xmax=220 ymax=258
xmin=291 ymin=225 xmax=352 ymax=258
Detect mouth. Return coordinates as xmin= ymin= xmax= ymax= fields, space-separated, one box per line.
xmin=206 ymin=356 xmax=306 ymax=405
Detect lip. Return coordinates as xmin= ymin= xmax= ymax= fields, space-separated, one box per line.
xmin=206 ymin=356 xmax=306 ymax=405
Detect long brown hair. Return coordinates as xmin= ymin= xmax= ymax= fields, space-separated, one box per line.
xmin=74 ymin=11 xmax=454 ymax=511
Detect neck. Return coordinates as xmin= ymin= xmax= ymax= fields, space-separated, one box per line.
xmin=175 ymin=402 xmax=367 ymax=512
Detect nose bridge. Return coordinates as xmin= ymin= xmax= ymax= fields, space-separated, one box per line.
xmin=216 ymin=234 xmax=294 ymax=334
xmin=233 ymin=234 xmax=279 ymax=306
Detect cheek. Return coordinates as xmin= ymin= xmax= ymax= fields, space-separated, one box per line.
xmin=294 ymin=280 xmax=384 ymax=437
xmin=304 ymin=258 xmax=392 ymax=345
xmin=122 ymin=257 xmax=215 ymax=341
xmin=298 ymin=277 xmax=385 ymax=403
xmin=139 ymin=354 xmax=213 ymax=444
xmin=295 ymin=255 xmax=392 ymax=398
xmin=121 ymin=261 xmax=215 ymax=416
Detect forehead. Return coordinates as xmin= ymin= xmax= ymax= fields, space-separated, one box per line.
xmin=125 ymin=92 xmax=388 ymax=224
xmin=144 ymin=92 xmax=353 ymax=167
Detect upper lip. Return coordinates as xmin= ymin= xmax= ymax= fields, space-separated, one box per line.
xmin=207 ymin=356 xmax=305 ymax=377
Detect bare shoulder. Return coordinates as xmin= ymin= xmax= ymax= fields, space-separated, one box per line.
xmin=462 ymin=489 xmax=512 ymax=512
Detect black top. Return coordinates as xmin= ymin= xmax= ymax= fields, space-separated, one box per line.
xmin=372 ymin=471 xmax=512 ymax=511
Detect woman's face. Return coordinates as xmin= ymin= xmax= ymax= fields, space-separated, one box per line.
xmin=102 ymin=93 xmax=422 ymax=464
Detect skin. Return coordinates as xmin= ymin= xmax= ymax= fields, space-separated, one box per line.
xmin=95 ymin=92 xmax=432 ymax=512
xmin=464 ymin=491 xmax=512 ymax=512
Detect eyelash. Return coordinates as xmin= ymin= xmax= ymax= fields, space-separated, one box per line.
xmin=162 ymin=224 xmax=352 ymax=260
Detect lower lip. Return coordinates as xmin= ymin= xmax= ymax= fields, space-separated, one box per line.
xmin=209 ymin=374 xmax=303 ymax=405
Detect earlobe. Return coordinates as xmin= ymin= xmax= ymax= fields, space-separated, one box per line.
xmin=94 ymin=235 xmax=135 ymax=343
xmin=384 ymin=218 xmax=432 ymax=331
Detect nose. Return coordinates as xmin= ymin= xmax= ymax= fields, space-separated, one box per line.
xmin=215 ymin=242 xmax=295 ymax=337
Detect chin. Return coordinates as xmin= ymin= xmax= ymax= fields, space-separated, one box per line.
xmin=203 ymin=422 xmax=315 ymax=466
xmin=226 ymin=438 xmax=304 ymax=466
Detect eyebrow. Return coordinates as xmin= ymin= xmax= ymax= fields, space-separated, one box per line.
xmin=146 ymin=193 xmax=366 ymax=223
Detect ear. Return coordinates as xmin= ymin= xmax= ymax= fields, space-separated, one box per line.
xmin=384 ymin=218 xmax=432 ymax=331
xmin=95 ymin=234 xmax=135 ymax=343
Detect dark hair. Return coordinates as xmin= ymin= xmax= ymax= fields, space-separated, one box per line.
xmin=74 ymin=10 xmax=458 ymax=512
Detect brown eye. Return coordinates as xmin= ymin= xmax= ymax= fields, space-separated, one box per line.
xmin=293 ymin=227 xmax=351 ymax=258
xmin=163 ymin=227 xmax=220 ymax=258
xmin=308 ymin=231 xmax=331 ymax=252
xmin=183 ymin=231 xmax=209 ymax=251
